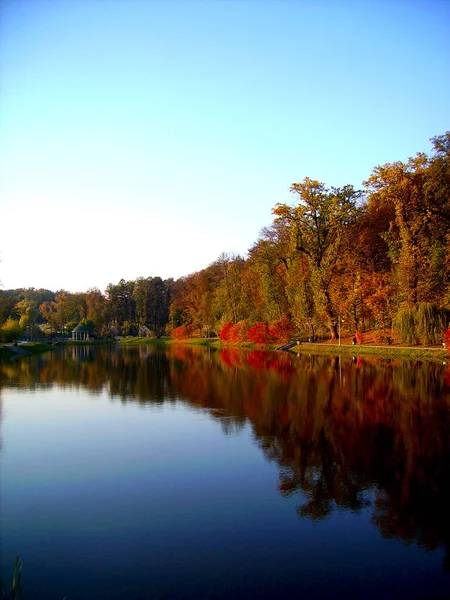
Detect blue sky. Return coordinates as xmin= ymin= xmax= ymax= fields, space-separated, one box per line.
xmin=1 ymin=0 xmax=449 ymax=293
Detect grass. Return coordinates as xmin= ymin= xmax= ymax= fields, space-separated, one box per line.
xmin=290 ymin=342 xmax=448 ymax=361
xmin=0 ymin=555 xmax=23 ymax=600
xmin=119 ymin=337 xmax=167 ymax=345
xmin=0 ymin=346 xmax=14 ymax=359
xmin=18 ymin=342 xmax=54 ymax=354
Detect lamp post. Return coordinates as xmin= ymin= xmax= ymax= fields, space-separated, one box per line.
xmin=338 ymin=315 xmax=344 ymax=346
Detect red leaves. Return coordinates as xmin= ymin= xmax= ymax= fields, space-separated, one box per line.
xmin=221 ymin=317 xmax=294 ymax=346
xmin=219 ymin=322 xmax=233 ymax=342
xmin=172 ymin=325 xmax=192 ymax=339
xmin=444 ymin=327 xmax=450 ymax=354
xmin=269 ymin=317 xmax=293 ymax=344
xmin=247 ymin=322 xmax=272 ymax=344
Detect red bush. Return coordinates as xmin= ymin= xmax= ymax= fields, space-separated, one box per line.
xmin=444 ymin=327 xmax=450 ymax=353
xmin=247 ymin=322 xmax=272 ymax=344
xmin=269 ymin=317 xmax=293 ymax=344
xmin=356 ymin=331 xmax=364 ymax=344
xmin=229 ymin=321 xmax=249 ymax=343
xmin=220 ymin=322 xmax=233 ymax=342
xmin=172 ymin=325 xmax=190 ymax=339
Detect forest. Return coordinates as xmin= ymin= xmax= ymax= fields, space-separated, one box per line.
xmin=1 ymin=132 xmax=449 ymax=346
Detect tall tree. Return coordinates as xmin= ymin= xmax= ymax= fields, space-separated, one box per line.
xmin=273 ymin=178 xmax=362 ymax=339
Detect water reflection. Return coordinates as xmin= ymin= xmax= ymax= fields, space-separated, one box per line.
xmin=2 ymin=344 xmax=450 ymax=568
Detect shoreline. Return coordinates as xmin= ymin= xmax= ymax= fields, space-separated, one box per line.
xmin=2 ymin=337 xmax=447 ymax=362
xmin=118 ymin=337 xmax=449 ymax=362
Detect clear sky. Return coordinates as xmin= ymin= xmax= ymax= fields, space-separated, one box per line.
xmin=0 ymin=0 xmax=449 ymax=294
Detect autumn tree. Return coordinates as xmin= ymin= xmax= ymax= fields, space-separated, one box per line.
xmin=273 ymin=178 xmax=362 ymax=339
xmin=364 ymin=134 xmax=450 ymax=309
xmin=213 ymin=253 xmax=245 ymax=324
xmin=248 ymin=222 xmax=291 ymax=322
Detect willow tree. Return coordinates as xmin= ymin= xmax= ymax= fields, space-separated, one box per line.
xmin=273 ymin=178 xmax=362 ymax=339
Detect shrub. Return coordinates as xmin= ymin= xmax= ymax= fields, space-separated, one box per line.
xmin=444 ymin=327 xmax=450 ymax=353
xmin=227 ymin=320 xmax=249 ymax=343
xmin=247 ymin=322 xmax=272 ymax=344
xmin=355 ymin=331 xmax=364 ymax=344
xmin=269 ymin=317 xmax=293 ymax=344
xmin=219 ymin=322 xmax=233 ymax=342
xmin=0 ymin=318 xmax=22 ymax=343
xmin=172 ymin=325 xmax=190 ymax=339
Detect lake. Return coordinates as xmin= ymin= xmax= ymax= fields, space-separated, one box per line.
xmin=1 ymin=344 xmax=450 ymax=599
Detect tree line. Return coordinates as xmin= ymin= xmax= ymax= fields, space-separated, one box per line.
xmin=1 ymin=132 xmax=449 ymax=344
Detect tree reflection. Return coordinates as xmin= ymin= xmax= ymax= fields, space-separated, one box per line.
xmin=1 ymin=345 xmax=450 ymax=565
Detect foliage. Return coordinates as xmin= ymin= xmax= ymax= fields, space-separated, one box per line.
xmin=219 ymin=322 xmax=233 ymax=342
xmin=393 ymin=304 xmax=449 ymax=346
xmin=273 ymin=178 xmax=362 ymax=339
xmin=0 ymin=318 xmax=21 ymax=343
xmin=392 ymin=307 xmax=417 ymax=345
xmin=247 ymin=322 xmax=272 ymax=344
xmin=269 ymin=317 xmax=293 ymax=343
xmin=444 ymin=327 xmax=450 ymax=354
xmin=415 ymin=303 xmax=449 ymax=346
xmin=2 ymin=133 xmax=449 ymax=348
xmin=172 ymin=325 xmax=191 ymax=339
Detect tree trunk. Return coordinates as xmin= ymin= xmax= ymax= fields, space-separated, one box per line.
xmin=329 ymin=323 xmax=338 ymax=340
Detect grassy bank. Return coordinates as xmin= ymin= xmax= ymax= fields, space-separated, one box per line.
xmin=18 ymin=342 xmax=54 ymax=354
xmin=291 ymin=343 xmax=448 ymax=361
xmin=118 ymin=336 xmax=449 ymax=361
xmin=0 ymin=342 xmax=54 ymax=360
xmin=0 ymin=346 xmax=14 ymax=359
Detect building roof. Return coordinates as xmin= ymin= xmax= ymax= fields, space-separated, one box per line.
xmin=72 ymin=325 xmax=90 ymax=333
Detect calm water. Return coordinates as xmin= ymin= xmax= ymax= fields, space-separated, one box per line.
xmin=1 ymin=345 xmax=450 ymax=599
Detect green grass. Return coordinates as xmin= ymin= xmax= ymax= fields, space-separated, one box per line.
xmin=0 ymin=346 xmax=14 ymax=359
xmin=119 ymin=337 xmax=167 ymax=345
xmin=18 ymin=342 xmax=54 ymax=354
xmin=291 ymin=343 xmax=448 ymax=361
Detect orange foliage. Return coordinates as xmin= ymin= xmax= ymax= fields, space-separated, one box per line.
xmin=172 ymin=325 xmax=191 ymax=339
xmin=229 ymin=321 xmax=249 ymax=343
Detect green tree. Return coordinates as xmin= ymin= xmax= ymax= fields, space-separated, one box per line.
xmin=273 ymin=178 xmax=362 ymax=339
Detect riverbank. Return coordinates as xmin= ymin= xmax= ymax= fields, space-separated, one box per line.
xmin=118 ymin=336 xmax=449 ymax=361
xmin=290 ymin=342 xmax=448 ymax=361
xmin=0 ymin=342 xmax=54 ymax=359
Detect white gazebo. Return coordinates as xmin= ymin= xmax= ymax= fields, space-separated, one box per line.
xmin=72 ymin=324 xmax=90 ymax=341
